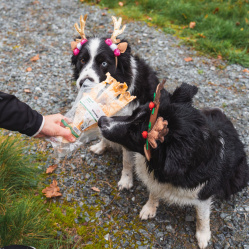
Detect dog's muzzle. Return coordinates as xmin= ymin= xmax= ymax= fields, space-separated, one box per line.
xmin=98 ymin=116 xmax=110 ymax=130
xmin=79 ymin=77 xmax=95 ymax=88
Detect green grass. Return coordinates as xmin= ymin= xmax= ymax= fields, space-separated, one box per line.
xmin=0 ymin=133 xmax=78 ymax=248
xmin=86 ymin=0 xmax=249 ymax=67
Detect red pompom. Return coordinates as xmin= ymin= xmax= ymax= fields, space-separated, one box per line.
xmin=149 ymin=101 xmax=155 ymax=110
xmin=142 ymin=131 xmax=148 ymax=139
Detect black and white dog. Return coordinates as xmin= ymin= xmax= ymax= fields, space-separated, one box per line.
xmin=98 ymin=83 xmax=249 ymax=248
xmin=71 ymin=16 xmax=166 ymax=189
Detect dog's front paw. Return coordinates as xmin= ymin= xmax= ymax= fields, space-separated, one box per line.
xmin=90 ymin=142 xmax=105 ymax=155
xmin=139 ymin=203 xmax=157 ymax=220
xmin=118 ymin=175 xmax=133 ymax=190
xmin=196 ymin=230 xmax=211 ymax=249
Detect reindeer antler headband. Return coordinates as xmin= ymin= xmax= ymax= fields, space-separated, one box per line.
xmin=71 ymin=14 xmax=88 ymax=56
xmin=141 ymin=79 xmax=169 ymax=161
xmin=71 ymin=15 xmax=128 ymax=65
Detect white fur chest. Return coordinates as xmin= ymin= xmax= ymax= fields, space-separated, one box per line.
xmin=135 ymin=154 xmax=205 ymax=206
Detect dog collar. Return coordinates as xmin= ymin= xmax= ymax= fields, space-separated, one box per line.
xmin=142 ymin=79 xmax=169 ymax=161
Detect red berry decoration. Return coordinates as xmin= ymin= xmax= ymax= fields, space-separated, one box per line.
xmin=142 ymin=131 xmax=148 ymax=139
xmin=149 ymin=101 xmax=155 ymax=110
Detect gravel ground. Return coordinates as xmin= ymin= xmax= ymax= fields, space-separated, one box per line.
xmin=0 ymin=0 xmax=249 ymax=248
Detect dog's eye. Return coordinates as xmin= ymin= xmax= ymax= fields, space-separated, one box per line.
xmin=102 ymin=61 xmax=108 ymax=67
xmin=81 ymin=59 xmax=85 ymax=64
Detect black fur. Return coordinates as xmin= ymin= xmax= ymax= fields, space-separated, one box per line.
xmin=98 ymin=83 xmax=248 ymax=200
xmin=71 ymin=37 xmax=160 ymax=105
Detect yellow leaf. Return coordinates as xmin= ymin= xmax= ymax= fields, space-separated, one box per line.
xmin=240 ymin=28 xmax=244 ymax=31
xmin=205 ymin=14 xmax=208 ymax=19
xmin=198 ymin=33 xmax=206 ymax=38
xmin=182 ymin=13 xmax=187 ymax=19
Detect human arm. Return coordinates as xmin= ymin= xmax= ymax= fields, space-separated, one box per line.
xmin=0 ymin=91 xmax=75 ymax=141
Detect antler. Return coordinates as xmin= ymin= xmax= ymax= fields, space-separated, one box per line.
xmin=74 ymin=14 xmax=88 ymax=40
xmin=111 ymin=16 xmax=126 ymax=44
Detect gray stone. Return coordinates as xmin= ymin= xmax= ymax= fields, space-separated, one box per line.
xmin=185 ymin=215 xmax=194 ymax=222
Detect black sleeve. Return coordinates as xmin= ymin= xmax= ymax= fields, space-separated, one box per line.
xmin=0 ymin=91 xmax=43 ymax=136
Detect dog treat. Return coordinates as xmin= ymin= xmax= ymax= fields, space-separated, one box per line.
xmin=61 ymin=73 xmax=135 ymax=142
xmin=48 ymin=73 xmax=136 ymax=157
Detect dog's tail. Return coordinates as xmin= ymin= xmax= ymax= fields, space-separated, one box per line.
xmin=226 ymin=156 xmax=248 ymax=198
xmin=170 ymin=83 xmax=198 ymax=104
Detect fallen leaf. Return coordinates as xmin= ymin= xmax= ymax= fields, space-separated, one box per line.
xmin=24 ymin=88 xmax=31 ymax=93
xmin=102 ymin=12 xmax=106 ymax=16
xmin=236 ymin=22 xmax=240 ymax=26
xmin=182 ymin=13 xmax=187 ymax=19
xmin=217 ymin=55 xmax=222 ymax=60
xmin=208 ymin=81 xmax=217 ymax=86
xmin=26 ymin=67 xmax=32 ymax=72
xmin=189 ymin=22 xmax=196 ymax=29
xmin=30 ymin=54 xmax=39 ymax=62
xmin=205 ymin=14 xmax=208 ymax=18
xmin=91 ymin=187 xmax=100 ymax=192
xmin=146 ymin=16 xmax=152 ymax=21
xmin=184 ymin=57 xmax=193 ymax=62
xmin=243 ymin=69 xmax=249 ymax=73
xmin=213 ymin=7 xmax=219 ymax=14
xmin=198 ymin=33 xmax=206 ymax=38
xmin=119 ymin=2 xmax=123 ymax=6
xmin=135 ymin=1 xmax=139 ymax=5
xmin=46 ymin=164 xmax=58 ymax=174
xmin=42 ymin=180 xmax=62 ymax=198
xmin=34 ymin=96 xmax=39 ymax=100
xmin=182 ymin=25 xmax=188 ymax=29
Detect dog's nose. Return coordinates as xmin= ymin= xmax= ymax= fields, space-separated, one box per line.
xmin=79 ymin=77 xmax=94 ymax=87
xmin=98 ymin=116 xmax=109 ymax=129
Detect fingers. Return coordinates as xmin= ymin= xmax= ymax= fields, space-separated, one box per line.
xmin=55 ymin=126 xmax=76 ymax=143
xmin=35 ymin=114 xmax=76 ymax=142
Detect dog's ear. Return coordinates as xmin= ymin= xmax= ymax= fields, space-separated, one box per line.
xmin=117 ymin=40 xmax=131 ymax=73
xmin=170 ymin=83 xmax=198 ymax=104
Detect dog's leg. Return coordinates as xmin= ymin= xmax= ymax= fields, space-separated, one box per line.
xmin=195 ymin=198 xmax=212 ymax=249
xmin=90 ymin=138 xmax=107 ymax=155
xmin=139 ymin=193 xmax=159 ymax=220
xmin=118 ymin=148 xmax=134 ymax=190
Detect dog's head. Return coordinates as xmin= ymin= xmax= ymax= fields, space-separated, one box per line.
xmin=71 ymin=15 xmax=132 ymax=89
xmin=98 ymin=83 xmax=199 ymax=155
xmin=98 ymin=103 xmax=151 ymax=154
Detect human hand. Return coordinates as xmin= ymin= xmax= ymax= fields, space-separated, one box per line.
xmin=35 ymin=114 xmax=76 ymax=142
